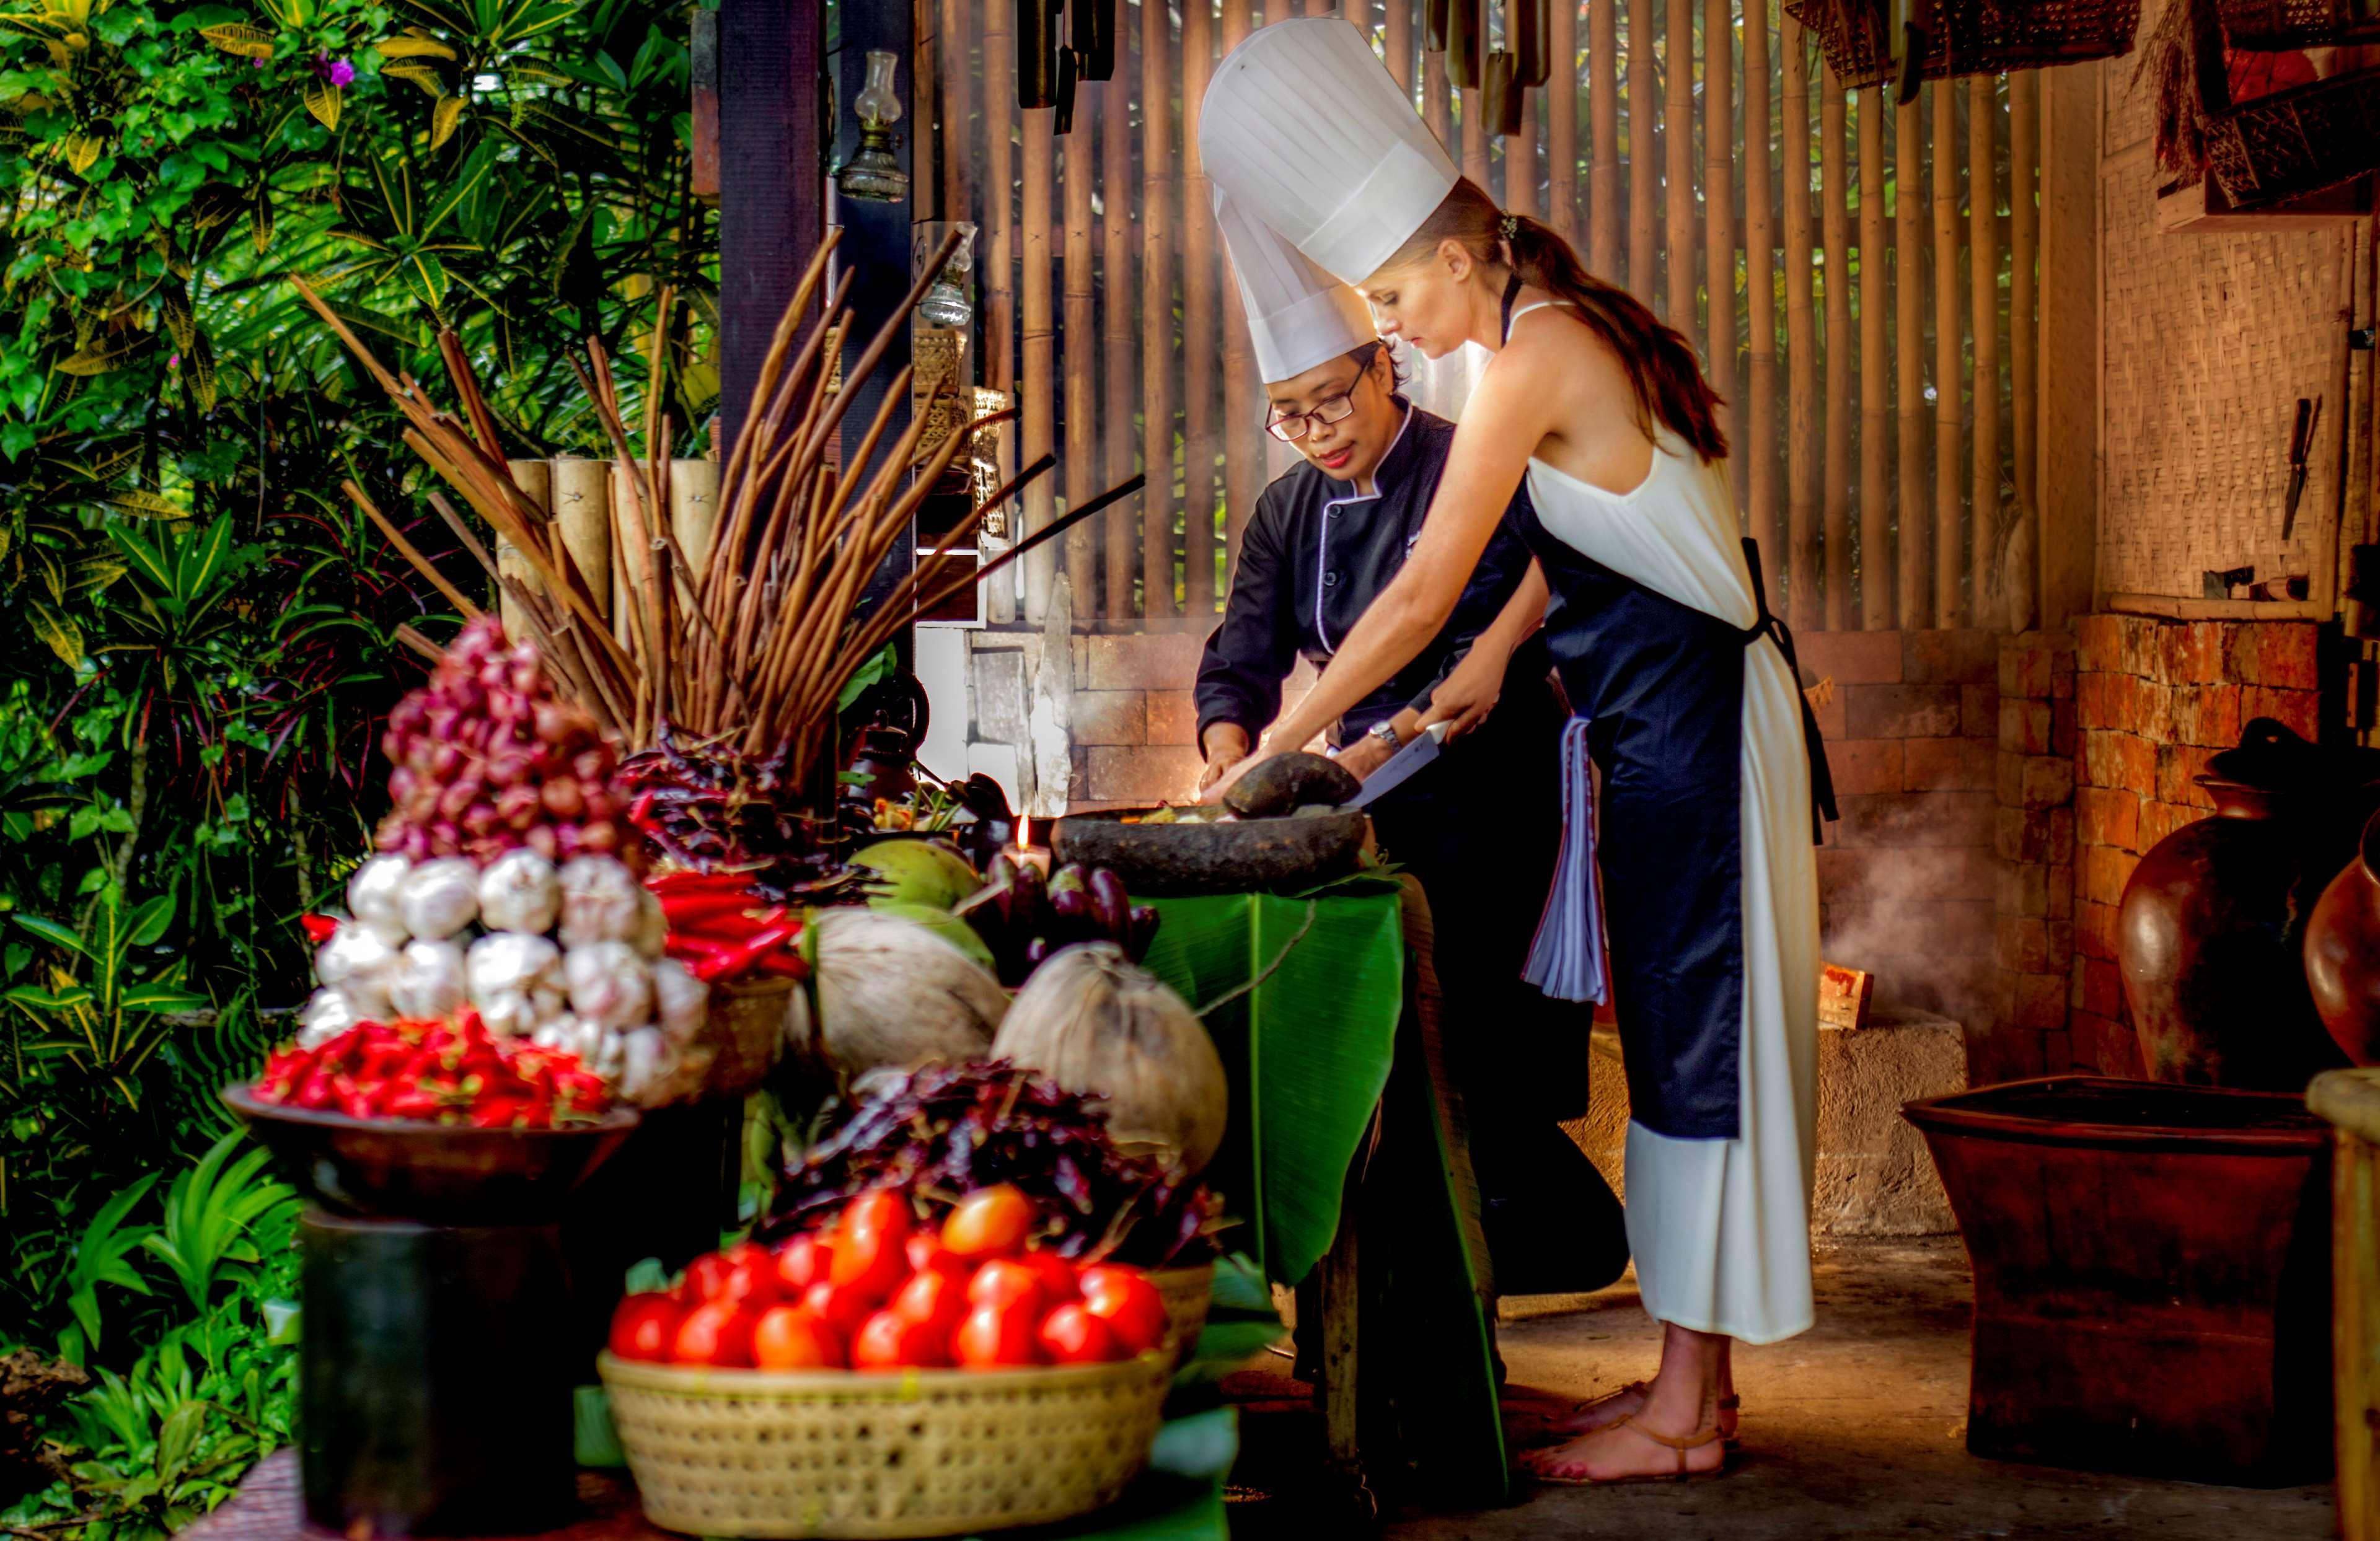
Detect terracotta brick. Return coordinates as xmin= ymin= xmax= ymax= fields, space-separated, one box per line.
xmin=2138 ymin=800 xmax=2202 ymax=851
xmin=1820 ymin=845 xmax=1997 ymax=902
xmin=1083 ymin=745 xmax=1202 ymax=802
xmin=2001 ymin=644 xmax=2049 ymax=701
xmin=1810 ymin=685 xmax=1848 ymax=742
xmin=1085 ymin=633 xmax=1205 ymax=690
xmin=1828 ymin=739 xmax=1903 ymax=796
xmin=1069 ymin=690 xmax=1148 ymax=747
xmin=1144 ymin=690 xmax=1199 ymax=746
xmin=2243 ymin=685 xmax=2320 ymax=742
xmin=1797 ymin=629 xmax=1904 ymax=685
xmin=1830 ymin=791 xmax=1996 ymax=848
xmin=1996 ymin=916 xmax=2051 ymax=973
xmin=2045 ymin=920 xmax=2074 ymax=964
xmin=2077 ymin=786 xmax=2140 ymax=853
xmin=2171 ymin=683 xmax=2244 ymax=749
xmin=2118 ymin=614 xmax=2166 ymax=678
xmin=2258 ymin=623 xmax=2320 ymax=690
xmin=2047 ymin=862 xmax=2075 ymax=922
xmin=2164 ymin=621 xmax=2231 ymax=685
xmin=2129 ymin=679 xmax=2175 ymax=741
xmin=2019 ymin=757 xmax=2076 ymax=810
xmin=1997 ymin=807 xmax=2053 ymax=864
xmin=2001 ymin=699 xmax=2053 ymax=755
xmin=2040 ymin=1027 xmax=2076 ymax=1071
xmin=2078 ymin=900 xmax=2120 ymax=960
xmin=1906 ymin=629 xmax=2003 ymax=685
xmin=2082 ymin=845 xmax=2140 ymax=907
xmin=2073 ymin=1011 xmax=2144 ymax=1078
xmin=1814 ymin=846 xmax=1869 ymax=903
xmin=2076 ymin=672 xmax=2114 ymax=731
xmin=1997 ymin=861 xmax=2048 ymax=918
xmin=2050 ymin=698 xmax=2079 ymax=758
xmin=2082 ymin=731 xmax=2157 ymax=795
xmin=2048 ymin=806 xmax=2075 ymax=850
xmin=2074 ymin=613 xmax=2123 ymax=674
xmin=2012 ymin=971 xmax=2069 ymax=1033
xmin=1962 ymin=685 xmax=1998 ymax=738
xmin=1905 ymin=736 xmax=1994 ymax=792
xmin=1846 ymin=682 xmax=1962 ymax=739
xmin=2224 ymin=625 xmax=2262 ymax=684
xmin=2079 ymin=957 xmax=2125 ymax=1019
xmin=2157 ymin=744 xmax=2219 ymax=808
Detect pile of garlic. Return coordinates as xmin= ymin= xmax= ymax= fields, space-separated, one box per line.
xmin=302 ymin=848 xmax=712 ymax=1105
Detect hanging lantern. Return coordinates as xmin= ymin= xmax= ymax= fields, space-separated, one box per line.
xmin=1072 ymin=0 xmax=1116 ymax=81
xmin=1018 ymin=0 xmax=1059 ymax=109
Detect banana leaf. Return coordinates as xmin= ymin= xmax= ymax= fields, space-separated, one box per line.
xmin=1137 ymin=891 xmax=1403 ymax=1287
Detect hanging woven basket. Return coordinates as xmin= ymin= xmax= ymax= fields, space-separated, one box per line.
xmin=1785 ymin=0 xmax=2144 ymax=89
xmin=2213 ymin=0 xmax=2380 ymax=48
xmin=2203 ymin=68 xmax=2380 ymax=209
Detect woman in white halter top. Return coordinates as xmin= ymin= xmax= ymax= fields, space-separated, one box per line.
xmin=1207 ymin=175 xmax=1831 ymax=1484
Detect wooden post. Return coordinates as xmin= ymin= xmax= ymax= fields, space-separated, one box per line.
xmin=1425 ymin=19 xmax=1452 ymax=146
xmin=1745 ymin=0 xmax=1777 ymax=596
xmin=1551 ymin=0 xmax=1579 ymax=244
xmin=716 ymin=0 xmax=824 ymax=452
xmin=1970 ymin=75 xmax=2003 ymax=630
xmin=1896 ymin=94 xmax=1929 ymax=628
xmin=1023 ymin=104 xmax=1057 ymax=622
xmin=1628 ymin=0 xmax=1654 ymax=301
xmin=669 ymin=459 xmax=722 ymax=584
xmin=551 ymin=457 xmax=614 ymax=623
xmin=1222 ymin=0 xmax=1261 ymax=583
xmin=1142 ymin=0 xmax=1178 ymax=621
xmin=1664 ymin=0 xmax=1695 ymax=335
xmin=1386 ymin=0 xmax=1413 ymax=94
xmin=2036 ymin=63 xmax=2097 ymax=628
xmin=1590 ymin=0 xmax=1619 ymax=279
xmin=2009 ymin=69 xmax=2040 ymax=630
xmin=1783 ymin=19 xmax=1817 ymax=630
xmin=1183 ymin=0 xmax=1219 ymax=616
xmin=914 ymin=0 xmax=938 ymax=219
xmin=1821 ymin=68 xmax=1850 ymax=629
xmin=1704 ymin=0 xmax=1736 ymax=506
xmin=1859 ymin=90 xmax=1890 ymax=628
xmin=1064 ymin=98 xmax=1098 ymax=611
xmin=496 ymin=460 xmax=550 ymax=638
xmin=1933 ymin=81 xmax=1963 ymax=627
xmin=942 ymin=0 xmax=971 ymax=227
xmin=1463 ymin=87 xmax=1492 ymax=198
xmin=1104 ymin=64 xmax=1138 ymax=621
xmin=985 ymin=0 xmax=1020 ymax=624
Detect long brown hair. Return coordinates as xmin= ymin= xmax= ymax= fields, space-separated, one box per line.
xmin=1383 ymin=177 xmax=1729 ymax=462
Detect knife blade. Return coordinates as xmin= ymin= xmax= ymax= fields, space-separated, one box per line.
xmin=1346 ymin=720 xmax=1452 ymax=809
xmin=2283 ymin=396 xmax=2317 ymax=540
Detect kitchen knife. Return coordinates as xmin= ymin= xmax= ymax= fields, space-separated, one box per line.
xmin=2283 ymin=396 xmax=2317 ymax=540
xmin=1346 ymin=720 xmax=1452 ymax=809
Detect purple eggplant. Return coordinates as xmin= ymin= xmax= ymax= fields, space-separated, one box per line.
xmin=1049 ymin=885 xmax=1091 ymax=932
xmin=1087 ymin=867 xmax=1130 ymax=943
xmin=1127 ymin=903 xmax=1160 ymax=960
xmin=1025 ymin=936 xmax=1051 ymax=968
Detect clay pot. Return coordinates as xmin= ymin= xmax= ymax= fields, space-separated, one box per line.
xmin=2117 ymin=719 xmax=2357 ymax=1091
xmin=2307 ymin=809 xmax=2380 ymax=1064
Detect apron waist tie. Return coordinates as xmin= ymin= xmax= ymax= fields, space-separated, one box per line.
xmin=1523 ymin=716 xmax=1610 ymax=1005
xmin=1738 ymin=537 xmax=1839 ymax=842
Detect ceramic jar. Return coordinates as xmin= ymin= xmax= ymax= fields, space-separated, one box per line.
xmin=2307 ymin=809 xmax=2380 ymax=1065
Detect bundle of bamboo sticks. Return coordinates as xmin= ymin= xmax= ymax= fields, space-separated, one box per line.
xmin=298 ymin=228 xmax=1114 ymax=794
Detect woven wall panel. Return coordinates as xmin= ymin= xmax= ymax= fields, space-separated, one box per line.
xmin=2098 ymin=139 xmax=2351 ymax=597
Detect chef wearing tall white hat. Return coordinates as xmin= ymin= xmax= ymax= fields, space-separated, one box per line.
xmin=1198 ymin=15 xmax=1836 ymax=1485
xmin=1193 ymin=191 xmax=1624 ymax=1304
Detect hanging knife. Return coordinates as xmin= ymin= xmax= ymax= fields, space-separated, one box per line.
xmin=1346 ymin=721 xmax=1452 ymax=810
xmin=2283 ymin=395 xmax=2317 ymax=540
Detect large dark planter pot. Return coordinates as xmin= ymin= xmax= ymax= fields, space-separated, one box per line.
xmin=2116 ymin=718 xmax=2361 ymax=1090
xmin=1903 ymin=1076 xmax=2332 ymax=1486
xmin=2307 ymin=809 xmax=2380 ymax=1065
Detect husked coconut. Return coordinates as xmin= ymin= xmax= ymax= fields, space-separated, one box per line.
xmin=788 ymin=908 xmax=1006 ymax=1078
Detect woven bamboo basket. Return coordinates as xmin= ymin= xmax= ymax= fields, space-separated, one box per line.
xmin=599 ymin=1350 xmax=1173 ymax=1539
xmin=1150 ymin=1262 xmax=1214 ymax=1359
xmin=2205 ymin=69 xmax=2380 ymax=210
xmin=703 ymin=975 xmax=793 ymax=1098
xmin=1783 ymin=0 xmax=2142 ymax=89
xmin=2215 ymin=0 xmax=2380 ymax=47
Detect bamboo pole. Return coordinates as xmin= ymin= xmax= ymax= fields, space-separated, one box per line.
xmin=1971 ymin=74 xmax=2003 ymax=630
xmin=1744 ymin=0 xmax=1776 ymax=596
xmin=1222 ymin=0 xmax=1261 ymax=581
xmin=1590 ymin=0 xmax=1619 ymax=278
xmin=1550 ymin=0 xmax=1579 ymax=243
xmin=1859 ymin=90 xmax=1889 ymax=628
xmin=1509 ymin=76 xmax=1538 ymax=221
xmin=1665 ymin=0 xmax=1694 ymax=333
xmin=552 ymin=457 xmax=614 ymax=623
xmin=1142 ymin=0 xmax=1177 ymax=620
xmin=1183 ymin=0 xmax=1219 ymax=615
xmin=1463 ymin=86 xmax=1491 ymax=196
xmin=1023 ymin=99 xmax=1057 ymax=622
xmin=1821 ymin=68 xmax=1850 ymax=628
xmin=1704 ymin=0 xmax=1736 ymax=506
xmin=1896 ymin=93 xmax=1929 ymax=627
xmin=1934 ymin=80 xmax=1963 ymax=626
xmin=914 ymin=0 xmax=938 ymax=221
xmin=942 ymin=0 xmax=971 ymax=228
xmin=2010 ymin=70 xmax=2040 ymax=624
xmin=669 ymin=457 xmax=722 ymax=583
xmin=1784 ymin=19 xmax=1818 ymax=630
xmin=1103 ymin=64 xmax=1137 ymax=621
xmin=496 ymin=459 xmax=551 ymax=638
xmin=985 ymin=0 xmax=1019 ymax=624
xmin=1064 ymin=94 xmax=1098 ymax=610
xmin=1386 ymin=0 xmax=1413 ymax=94
xmin=1628 ymin=0 xmax=1654 ymax=301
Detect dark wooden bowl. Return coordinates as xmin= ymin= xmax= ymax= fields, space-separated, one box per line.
xmin=223 ymin=1085 xmax=640 ymax=1224
xmin=1052 ymin=806 xmax=1369 ymax=897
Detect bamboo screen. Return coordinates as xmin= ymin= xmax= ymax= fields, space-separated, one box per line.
xmin=924 ymin=0 xmax=2040 ymax=634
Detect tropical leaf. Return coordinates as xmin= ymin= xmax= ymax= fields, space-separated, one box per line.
xmin=107 ymin=526 xmax=174 ymax=589
xmin=104 ymin=490 xmax=187 ymax=520
xmin=430 ymin=93 xmax=464 ymax=149
xmin=197 ymin=22 xmax=275 ymax=58
xmin=119 ymin=983 xmax=207 ymax=1012
xmin=399 ymin=250 xmax=448 ymax=310
xmin=11 ymin=913 xmax=89 ymax=957
xmin=183 ymin=333 xmax=219 ymax=413
xmin=373 ymin=32 xmax=456 ymax=58
xmin=68 ymin=553 xmax=126 ymax=592
xmin=26 ymin=598 xmax=82 ymax=665
xmin=61 ymin=1173 xmax=161 ymax=1358
xmin=141 ymin=1134 xmax=296 ymax=1312
xmin=302 ymin=78 xmax=341 ymax=130
xmin=56 ymin=341 xmax=134 ymax=376
xmin=380 ymin=58 xmax=445 ymax=96
xmin=174 ymin=516 xmax=236 ymax=602
xmin=60 ymin=132 xmax=104 ymax=173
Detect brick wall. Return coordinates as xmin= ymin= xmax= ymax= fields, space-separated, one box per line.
xmin=1991 ymin=632 xmax=2078 ymax=1083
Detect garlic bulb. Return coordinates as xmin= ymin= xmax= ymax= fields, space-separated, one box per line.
xmin=346 ymin=856 xmax=413 ymax=945
xmin=564 ymin=939 xmax=651 ymax=1031
xmin=399 ymin=858 xmax=481 ymax=939
xmin=792 ymin=908 xmax=1005 ymax=1078
xmin=389 ymin=938 xmax=469 ymax=1020
xmin=477 ymin=989 xmax=542 ymax=1040
xmin=991 ymin=941 xmax=1228 ymax=1175
xmin=467 ymin=931 xmax=562 ymax=1003
xmin=631 ymin=886 xmax=668 ymax=960
xmin=478 ymin=848 xmax=560 ymax=934
xmin=558 ymin=856 xmax=641 ymax=945
xmin=650 ymin=957 xmax=708 ymax=1037
xmin=617 ymin=1026 xmax=668 ymax=1102
xmin=298 ymin=988 xmax=361 ymax=1048
xmin=315 ymin=923 xmax=398 ymax=1019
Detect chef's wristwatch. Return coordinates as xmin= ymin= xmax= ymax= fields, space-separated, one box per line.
xmin=1368 ymin=720 xmax=1402 ymax=753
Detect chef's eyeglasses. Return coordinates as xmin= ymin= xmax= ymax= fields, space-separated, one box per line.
xmin=1264 ymin=342 xmax=1385 ymax=443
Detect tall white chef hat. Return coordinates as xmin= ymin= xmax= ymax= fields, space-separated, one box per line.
xmin=1215 ymin=188 xmax=1376 ymax=385
xmin=1199 ymin=17 xmax=1460 ymax=286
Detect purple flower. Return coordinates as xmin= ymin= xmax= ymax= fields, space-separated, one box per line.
xmin=250 ymin=56 xmax=267 ymax=68
xmin=311 ymin=51 xmax=354 ymax=87
xmin=166 ymin=354 xmax=180 ymax=369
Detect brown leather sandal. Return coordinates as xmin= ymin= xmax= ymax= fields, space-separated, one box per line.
xmin=1717 ymin=1392 xmax=1742 ymax=1449
xmin=1527 ymin=1414 xmax=1730 ymax=1487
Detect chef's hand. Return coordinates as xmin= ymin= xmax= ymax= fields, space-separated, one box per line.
xmin=1197 ymin=722 xmax=1253 ymax=799
xmin=1420 ymin=643 xmax=1509 ymax=742
xmin=1333 ymin=734 xmax=1393 ymax=780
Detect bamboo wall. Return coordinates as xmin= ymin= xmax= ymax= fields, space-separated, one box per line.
xmin=926 ymin=0 xmax=2040 ymax=634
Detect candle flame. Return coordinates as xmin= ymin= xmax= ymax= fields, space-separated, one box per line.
xmin=1019 ymin=814 xmax=1032 ymax=848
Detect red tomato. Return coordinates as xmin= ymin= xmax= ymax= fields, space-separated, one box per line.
xmin=941 ymin=1184 xmax=1035 ymax=1259
xmin=685 ymin=1242 xmax=777 ymax=1307
xmin=906 ymin=1233 xmax=968 ymax=1277
xmin=1020 ymin=1251 xmax=1080 ymax=1307
xmin=890 ymin=1267 xmax=970 ymax=1340
xmin=954 ymin=1299 xmax=1044 ymax=1368
xmin=1037 ymin=1302 xmax=1124 ymax=1366
xmin=774 ymin=1234 xmax=832 ymax=1295
xmin=608 ymin=1293 xmax=682 ymax=1362
xmin=842 ymin=1189 xmax=912 ymax=1242
xmin=966 ymin=1258 xmax=1045 ymax=1315
xmin=829 ymin=1205 xmax=912 ymax=1302
xmin=853 ymin=1308 xmax=951 ymax=1372
xmin=681 ymin=1250 xmax=736 ymax=1302
xmin=671 ymin=1301 xmax=758 ymax=1366
xmin=801 ymin=1278 xmax=878 ymax=1339
xmin=1078 ymin=1267 xmax=1168 ymax=1356
xmin=751 ymin=1304 xmax=847 ymax=1370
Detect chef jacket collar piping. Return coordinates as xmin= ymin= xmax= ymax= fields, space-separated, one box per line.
xmin=1314 ymin=402 xmax=1416 ymax=654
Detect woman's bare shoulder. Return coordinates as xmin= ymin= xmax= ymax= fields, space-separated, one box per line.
xmin=1500 ymin=303 xmax=1634 ymax=395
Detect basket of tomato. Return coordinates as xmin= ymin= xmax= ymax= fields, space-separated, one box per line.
xmin=597 ymin=1185 xmax=1181 ymax=1539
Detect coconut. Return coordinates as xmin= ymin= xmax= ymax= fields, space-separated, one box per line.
xmin=990 ymin=941 xmax=1227 ymax=1175
xmin=789 ymin=907 xmax=1007 ymax=1079
xmin=852 ymin=838 xmax=982 ymax=911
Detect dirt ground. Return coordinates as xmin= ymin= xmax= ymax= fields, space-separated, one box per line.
xmin=1229 ymin=1237 xmax=2335 ymax=1540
